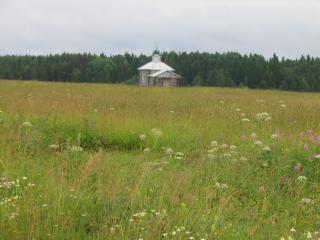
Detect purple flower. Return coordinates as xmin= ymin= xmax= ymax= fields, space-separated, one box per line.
xmin=294 ymin=163 xmax=302 ymax=173
xmin=241 ymin=134 xmax=247 ymax=141
xmin=308 ymin=135 xmax=315 ymax=142
xmin=280 ymin=175 xmax=287 ymax=184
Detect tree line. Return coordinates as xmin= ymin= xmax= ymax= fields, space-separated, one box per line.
xmin=0 ymin=52 xmax=320 ymax=91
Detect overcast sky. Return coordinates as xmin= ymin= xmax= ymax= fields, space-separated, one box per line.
xmin=0 ymin=0 xmax=319 ymax=58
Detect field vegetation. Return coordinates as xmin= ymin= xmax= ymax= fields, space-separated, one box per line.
xmin=0 ymin=80 xmax=320 ymax=239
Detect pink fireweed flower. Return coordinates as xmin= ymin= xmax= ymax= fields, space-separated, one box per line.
xmin=306 ymin=129 xmax=313 ymax=135
xmin=294 ymin=163 xmax=302 ymax=173
xmin=308 ymin=135 xmax=315 ymax=142
xmin=241 ymin=134 xmax=247 ymax=141
xmin=280 ymin=175 xmax=287 ymax=184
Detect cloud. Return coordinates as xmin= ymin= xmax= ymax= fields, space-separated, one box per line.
xmin=0 ymin=0 xmax=319 ymax=58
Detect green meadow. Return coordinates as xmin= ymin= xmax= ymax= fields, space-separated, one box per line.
xmin=0 ymin=80 xmax=320 ymax=240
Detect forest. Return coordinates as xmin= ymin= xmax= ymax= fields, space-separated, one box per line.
xmin=0 ymin=51 xmax=320 ymax=91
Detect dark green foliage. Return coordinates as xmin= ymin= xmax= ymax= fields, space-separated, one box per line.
xmin=0 ymin=52 xmax=320 ymax=91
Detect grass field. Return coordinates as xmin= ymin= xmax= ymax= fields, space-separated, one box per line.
xmin=0 ymin=80 xmax=320 ymax=240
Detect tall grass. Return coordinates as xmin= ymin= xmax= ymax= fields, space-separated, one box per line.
xmin=0 ymin=80 xmax=320 ymax=239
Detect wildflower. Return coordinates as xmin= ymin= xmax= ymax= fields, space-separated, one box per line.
xmin=172 ymin=231 xmax=176 ymax=236
xmin=143 ymin=148 xmax=150 ymax=153
xmin=250 ymin=133 xmax=257 ymax=140
xmin=265 ymin=116 xmax=272 ymax=121
xmin=150 ymin=128 xmax=163 ymax=138
xmin=240 ymin=157 xmax=248 ymax=162
xmin=254 ymin=141 xmax=262 ymax=145
xmin=280 ymin=104 xmax=287 ymax=108
xmin=241 ymin=134 xmax=247 ymax=141
xmin=255 ymin=113 xmax=263 ymax=120
xmin=294 ymin=163 xmax=302 ymax=173
xmin=215 ymin=182 xmax=228 ymax=189
xmin=70 ymin=146 xmax=83 ymax=152
xmin=42 ymin=204 xmax=48 ymax=208
xmin=307 ymin=232 xmax=312 ymax=239
xmin=164 ymin=147 xmax=174 ymax=156
xmin=256 ymin=112 xmax=270 ymax=121
xmin=308 ymin=135 xmax=315 ymax=142
xmin=22 ymin=122 xmax=32 ymax=128
xmin=170 ymin=110 xmax=174 ymax=113
xmin=175 ymin=152 xmax=185 ymax=160
xmin=139 ymin=134 xmax=146 ymax=141
xmin=263 ymin=146 xmax=271 ymax=152
xmin=301 ymin=198 xmax=314 ymax=204
xmin=133 ymin=211 xmax=147 ymax=217
xmin=49 ymin=144 xmax=59 ymax=150
xmin=175 ymin=152 xmax=185 ymax=157
xmin=22 ymin=176 xmax=27 ymax=180
xmin=242 ymin=118 xmax=250 ymax=122
xmin=162 ymin=233 xmax=169 ymax=237
xmin=236 ymin=108 xmax=241 ymax=112
xmin=271 ymin=133 xmax=279 ymax=139
xmin=290 ymin=228 xmax=296 ymax=232
xmin=230 ymin=150 xmax=237 ymax=155
xmin=297 ymin=175 xmax=307 ymax=183
xmin=303 ymin=144 xmax=309 ymax=151
xmin=279 ymin=175 xmax=287 ymax=183
xmin=211 ymin=141 xmax=218 ymax=147
xmin=220 ymin=144 xmax=229 ymax=148
xmin=230 ymin=145 xmax=237 ymax=150
xmin=109 ymin=107 xmax=115 ymax=111
xmin=314 ymin=154 xmax=320 ymax=159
